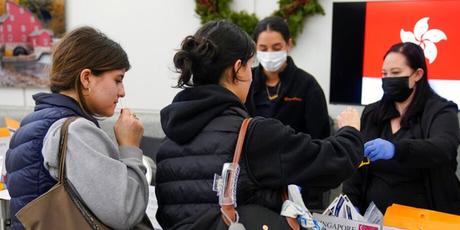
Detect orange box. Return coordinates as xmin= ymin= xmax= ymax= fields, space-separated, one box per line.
xmin=384 ymin=204 xmax=460 ymax=230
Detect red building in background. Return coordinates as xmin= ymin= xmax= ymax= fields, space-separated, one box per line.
xmin=0 ymin=1 xmax=52 ymax=60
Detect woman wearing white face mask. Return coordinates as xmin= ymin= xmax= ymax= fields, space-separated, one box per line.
xmin=245 ymin=16 xmax=331 ymax=210
xmin=246 ymin=16 xmax=329 ymax=139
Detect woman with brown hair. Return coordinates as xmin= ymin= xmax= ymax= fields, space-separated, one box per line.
xmin=6 ymin=26 xmax=149 ymax=229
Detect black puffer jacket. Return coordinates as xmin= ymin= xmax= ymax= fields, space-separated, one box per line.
xmin=156 ymin=85 xmax=364 ymax=229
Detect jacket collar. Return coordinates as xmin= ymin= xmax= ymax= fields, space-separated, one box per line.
xmin=161 ymin=85 xmax=247 ymax=144
xmin=33 ymin=92 xmax=99 ymax=126
xmin=253 ymin=56 xmax=298 ymax=92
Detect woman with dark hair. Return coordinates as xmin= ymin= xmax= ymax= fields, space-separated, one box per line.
xmin=156 ymin=20 xmax=364 ymax=229
xmin=6 ymin=27 xmax=149 ymax=229
xmin=343 ymin=42 xmax=460 ymax=215
xmin=246 ymin=16 xmax=330 ymax=139
xmin=246 ymin=16 xmax=331 ymax=209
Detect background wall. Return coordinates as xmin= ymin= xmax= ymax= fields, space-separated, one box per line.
xmin=0 ymin=0 xmax=357 ymax=117
xmin=0 ymin=0 xmax=459 ymax=185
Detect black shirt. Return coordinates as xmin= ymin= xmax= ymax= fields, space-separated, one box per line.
xmin=246 ymin=57 xmax=331 ymax=210
xmin=246 ymin=57 xmax=330 ymax=139
xmin=366 ymin=105 xmax=429 ymax=212
xmin=343 ymin=94 xmax=460 ymax=215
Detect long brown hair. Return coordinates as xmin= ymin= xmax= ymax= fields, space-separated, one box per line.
xmin=49 ymin=26 xmax=130 ymax=114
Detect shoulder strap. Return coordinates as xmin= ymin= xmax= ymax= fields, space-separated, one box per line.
xmin=221 ymin=118 xmax=299 ymax=230
xmin=57 ymin=116 xmax=108 ymax=229
xmin=220 ymin=118 xmax=251 ymax=226
xmin=231 ymin=118 xmax=252 ymax=165
xmin=57 ymin=116 xmax=79 ymax=183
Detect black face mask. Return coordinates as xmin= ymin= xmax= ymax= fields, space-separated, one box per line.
xmin=382 ymin=76 xmax=414 ymax=102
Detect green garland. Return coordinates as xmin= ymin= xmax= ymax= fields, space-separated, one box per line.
xmin=195 ymin=0 xmax=325 ymax=43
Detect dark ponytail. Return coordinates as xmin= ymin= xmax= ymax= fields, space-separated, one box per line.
xmin=174 ymin=20 xmax=255 ymax=88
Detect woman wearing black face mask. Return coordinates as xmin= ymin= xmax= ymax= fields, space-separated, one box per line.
xmin=343 ymin=42 xmax=460 ymax=215
xmin=382 ymin=73 xmax=415 ymax=102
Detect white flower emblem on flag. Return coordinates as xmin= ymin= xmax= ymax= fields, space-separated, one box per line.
xmin=400 ymin=17 xmax=447 ymax=64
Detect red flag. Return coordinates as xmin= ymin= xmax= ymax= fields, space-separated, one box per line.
xmin=363 ymin=0 xmax=460 ymax=80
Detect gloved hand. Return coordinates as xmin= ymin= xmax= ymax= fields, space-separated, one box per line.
xmin=364 ymin=138 xmax=395 ymax=161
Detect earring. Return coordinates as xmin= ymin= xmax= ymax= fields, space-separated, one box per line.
xmin=83 ymin=87 xmax=91 ymax=96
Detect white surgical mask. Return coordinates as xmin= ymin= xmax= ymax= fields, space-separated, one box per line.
xmin=257 ymin=51 xmax=287 ymax=72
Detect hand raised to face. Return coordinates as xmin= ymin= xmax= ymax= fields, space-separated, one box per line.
xmin=114 ymin=108 xmax=144 ymax=147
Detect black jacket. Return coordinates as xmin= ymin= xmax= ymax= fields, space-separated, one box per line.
xmin=156 ymin=85 xmax=363 ymax=229
xmin=245 ymin=57 xmax=330 ymax=139
xmin=343 ymin=94 xmax=460 ymax=214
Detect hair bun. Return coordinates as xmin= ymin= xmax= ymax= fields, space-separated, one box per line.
xmin=182 ymin=36 xmax=217 ymax=64
xmin=174 ymin=35 xmax=218 ymax=86
xmin=174 ymin=20 xmax=255 ymax=88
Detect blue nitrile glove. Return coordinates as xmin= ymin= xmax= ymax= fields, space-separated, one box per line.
xmin=364 ymin=138 xmax=395 ymax=161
